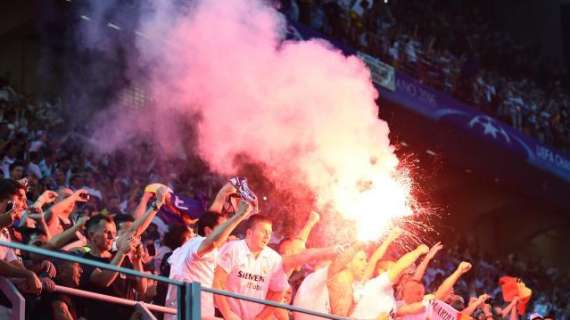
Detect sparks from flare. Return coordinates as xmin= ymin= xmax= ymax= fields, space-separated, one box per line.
xmin=331 ymin=170 xmax=414 ymax=241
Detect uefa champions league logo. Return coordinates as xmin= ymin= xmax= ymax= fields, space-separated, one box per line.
xmin=468 ymin=115 xmax=510 ymax=143
xmin=435 ymin=108 xmax=535 ymax=160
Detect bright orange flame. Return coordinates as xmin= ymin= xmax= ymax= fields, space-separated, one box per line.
xmin=332 ymin=171 xmax=413 ymax=241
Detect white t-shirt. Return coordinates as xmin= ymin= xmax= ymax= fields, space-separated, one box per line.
xmin=27 ymin=162 xmax=42 ymax=179
xmin=336 ymin=0 xmax=352 ymax=11
xmin=293 ymin=266 xmax=330 ymax=320
xmin=217 ymin=240 xmax=288 ymax=320
xmin=396 ymin=296 xmax=431 ymax=320
xmin=28 ymin=140 xmax=44 ymax=152
xmin=351 ymin=272 xmax=395 ymax=320
xmin=1 ymin=156 xmax=15 ymax=179
xmin=164 ymin=236 xmax=217 ymax=319
xmin=38 ymin=159 xmax=52 ymax=178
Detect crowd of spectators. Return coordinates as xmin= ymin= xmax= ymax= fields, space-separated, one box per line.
xmin=423 ymin=240 xmax=570 ymax=319
xmin=0 ymin=78 xmax=225 ymax=319
xmin=1 ymin=74 xmax=568 ymax=319
xmin=280 ymin=0 xmax=570 ymax=155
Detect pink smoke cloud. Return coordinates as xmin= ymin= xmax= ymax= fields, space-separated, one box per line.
xmin=102 ymin=0 xmax=413 ymax=240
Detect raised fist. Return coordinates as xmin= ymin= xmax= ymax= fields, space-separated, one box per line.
xmin=427 ymin=242 xmax=444 ymax=259
xmin=37 ymin=190 xmax=58 ymax=205
xmin=458 ymin=261 xmax=472 ymax=273
xmin=417 ymin=244 xmax=430 ymax=255
xmin=72 ymin=189 xmax=90 ymax=202
xmin=308 ymin=211 xmax=320 ymax=224
xmin=478 ymin=293 xmax=490 ymax=302
xmin=387 ymin=227 xmax=403 ymax=240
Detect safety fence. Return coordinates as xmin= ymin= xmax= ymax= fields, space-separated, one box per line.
xmin=0 ymin=240 xmax=350 ymax=320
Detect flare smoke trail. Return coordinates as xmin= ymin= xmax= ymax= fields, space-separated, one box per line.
xmin=90 ymin=0 xmax=414 ymax=241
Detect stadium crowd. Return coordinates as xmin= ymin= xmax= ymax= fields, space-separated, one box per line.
xmin=1 ymin=73 xmax=568 ymax=320
xmin=279 ymin=0 xmax=570 ymax=155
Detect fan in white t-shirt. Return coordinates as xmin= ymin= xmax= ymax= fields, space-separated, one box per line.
xmin=214 ymin=215 xmax=289 ymax=320
xmin=350 ymin=244 xmax=430 ymax=320
xmin=293 ymin=227 xmax=403 ymax=320
xmin=292 ymin=265 xmax=331 ymax=320
xmin=324 ymin=228 xmax=404 ymax=318
xmin=275 ymin=211 xmax=344 ymax=320
xmin=395 ymin=280 xmax=435 ymax=320
xmin=164 ymin=199 xmax=253 ymax=320
xmin=394 ymin=261 xmax=477 ymax=319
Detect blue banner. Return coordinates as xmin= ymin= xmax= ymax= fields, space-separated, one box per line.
xmin=286 ymin=21 xmax=570 ymax=183
xmin=384 ymin=70 xmax=570 ymax=183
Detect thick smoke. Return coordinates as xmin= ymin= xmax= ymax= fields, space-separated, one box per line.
xmin=90 ymin=0 xmax=412 ymax=242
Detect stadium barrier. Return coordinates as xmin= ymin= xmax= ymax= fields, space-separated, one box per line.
xmin=0 ymin=240 xmax=350 ymax=320
xmin=0 ymin=277 xmax=25 ymax=320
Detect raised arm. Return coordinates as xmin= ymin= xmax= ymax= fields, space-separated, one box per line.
xmin=327 ymin=242 xmax=363 ymax=279
xmin=45 ymin=189 xmax=87 ymax=234
xmin=387 ymin=244 xmax=429 ymax=283
xmin=44 ymin=216 xmax=89 ymax=250
xmin=128 ymin=186 xmax=167 ymax=237
xmin=282 ymin=246 xmax=339 ymax=274
xmin=132 ymin=192 xmax=153 ymax=220
xmin=197 ymin=200 xmax=252 ymax=257
xmin=293 ymin=211 xmax=320 ymax=244
xmin=23 ymin=190 xmax=59 ymax=240
xmin=394 ymin=301 xmax=428 ymax=317
xmin=33 ymin=190 xmax=58 ymax=210
xmin=462 ymin=294 xmax=490 ymax=316
xmin=413 ymin=242 xmax=443 ymax=281
xmin=498 ymin=297 xmax=519 ymax=318
xmin=433 ymin=261 xmax=472 ymax=300
xmin=208 ymin=182 xmax=237 ymax=214
xmin=363 ymin=227 xmax=402 ymax=282
xmin=89 ymin=234 xmax=135 ymax=287
xmin=43 ymin=206 xmax=59 ymax=232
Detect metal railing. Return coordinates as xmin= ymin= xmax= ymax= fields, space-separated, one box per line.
xmin=53 ymin=284 xmax=176 ymax=314
xmin=0 ymin=240 xmax=350 ymax=320
xmin=0 ymin=277 xmax=24 ymax=320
